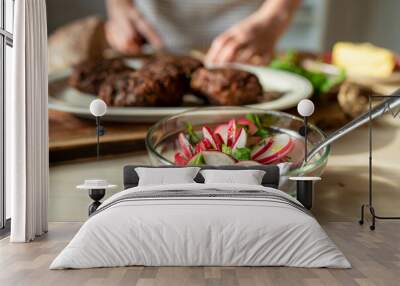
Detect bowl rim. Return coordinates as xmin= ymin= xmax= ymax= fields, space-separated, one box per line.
xmin=146 ymin=106 xmax=330 ymax=175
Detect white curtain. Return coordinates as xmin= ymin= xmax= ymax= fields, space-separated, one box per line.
xmin=8 ymin=0 xmax=49 ymax=242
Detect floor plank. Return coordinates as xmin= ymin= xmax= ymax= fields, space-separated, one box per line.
xmin=1 ymin=221 xmax=400 ymax=286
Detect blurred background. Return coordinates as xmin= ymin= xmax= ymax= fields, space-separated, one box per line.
xmin=44 ymin=0 xmax=400 ymax=222
xmin=46 ymin=0 xmax=400 ymax=163
xmin=47 ymin=0 xmax=400 ymax=53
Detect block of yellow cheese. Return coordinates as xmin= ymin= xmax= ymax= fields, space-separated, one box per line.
xmin=332 ymin=42 xmax=395 ymax=78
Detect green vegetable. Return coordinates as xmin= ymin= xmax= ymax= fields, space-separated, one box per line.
xmin=255 ymin=129 xmax=269 ymax=138
xmin=233 ymin=147 xmax=252 ymax=161
xmin=269 ymin=50 xmax=346 ymax=95
xmin=246 ymin=113 xmax=262 ymax=129
xmin=186 ymin=123 xmax=200 ymax=144
xmin=320 ymin=68 xmax=346 ymax=93
xmin=221 ymin=144 xmax=232 ymax=155
xmin=246 ymin=113 xmax=269 ymax=138
xmin=188 ymin=153 xmax=205 ymax=165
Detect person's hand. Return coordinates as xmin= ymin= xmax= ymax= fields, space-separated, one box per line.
xmin=206 ymin=15 xmax=277 ymax=65
xmin=105 ymin=0 xmax=163 ymax=55
xmin=206 ymin=0 xmax=300 ymax=65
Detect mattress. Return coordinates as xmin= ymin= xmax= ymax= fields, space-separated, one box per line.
xmin=50 ymin=183 xmax=350 ymax=269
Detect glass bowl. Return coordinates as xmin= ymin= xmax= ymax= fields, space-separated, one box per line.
xmin=146 ymin=107 xmax=330 ymax=192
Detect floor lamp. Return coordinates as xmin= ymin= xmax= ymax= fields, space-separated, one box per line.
xmin=89 ymin=99 xmax=107 ymax=160
xmin=359 ymin=95 xmax=400 ymax=230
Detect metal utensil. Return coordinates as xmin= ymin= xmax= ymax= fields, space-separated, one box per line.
xmin=307 ymin=89 xmax=400 ymax=161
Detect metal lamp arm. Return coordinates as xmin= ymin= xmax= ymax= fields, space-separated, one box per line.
xmin=307 ymin=91 xmax=400 ymax=161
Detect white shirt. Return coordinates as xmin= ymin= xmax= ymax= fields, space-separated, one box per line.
xmin=135 ymin=0 xmax=265 ymax=52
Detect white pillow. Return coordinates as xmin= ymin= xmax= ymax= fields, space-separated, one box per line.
xmin=200 ymin=169 xmax=266 ymax=185
xmin=135 ymin=167 xmax=200 ymax=186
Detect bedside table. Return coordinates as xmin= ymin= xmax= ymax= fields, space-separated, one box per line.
xmin=289 ymin=177 xmax=321 ymax=210
xmin=77 ymin=180 xmax=117 ymax=215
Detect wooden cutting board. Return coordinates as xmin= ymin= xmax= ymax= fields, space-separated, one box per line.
xmin=49 ymin=110 xmax=151 ymax=163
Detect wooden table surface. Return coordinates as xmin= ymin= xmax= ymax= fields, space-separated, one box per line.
xmin=49 ymin=110 xmax=151 ymax=163
xmin=48 ymin=100 xmax=350 ymax=163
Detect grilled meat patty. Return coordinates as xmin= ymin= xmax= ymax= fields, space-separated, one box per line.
xmin=98 ymin=67 xmax=186 ymax=107
xmin=69 ymin=58 xmax=134 ymax=94
xmin=143 ymin=54 xmax=203 ymax=92
xmin=143 ymin=54 xmax=203 ymax=78
xmin=190 ymin=68 xmax=263 ymax=106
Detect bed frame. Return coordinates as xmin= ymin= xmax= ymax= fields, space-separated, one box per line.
xmin=123 ymin=165 xmax=280 ymax=190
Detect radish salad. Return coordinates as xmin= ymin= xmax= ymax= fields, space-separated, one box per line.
xmin=174 ymin=114 xmax=300 ymax=166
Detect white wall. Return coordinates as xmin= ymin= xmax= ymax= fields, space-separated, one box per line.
xmin=45 ymin=0 xmax=400 ymax=53
xmin=363 ymin=0 xmax=400 ymax=53
xmin=324 ymin=0 xmax=400 ymax=53
xmin=46 ymin=0 xmax=106 ymax=34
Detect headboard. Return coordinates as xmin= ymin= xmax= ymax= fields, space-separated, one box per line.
xmin=123 ymin=165 xmax=280 ymax=189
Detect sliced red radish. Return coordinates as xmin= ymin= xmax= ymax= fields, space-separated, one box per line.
xmin=195 ymin=141 xmax=205 ymax=154
xmin=251 ymin=138 xmax=273 ymax=160
xmin=256 ymin=134 xmax=294 ymax=164
xmin=175 ymin=152 xmax=188 ymax=166
xmin=214 ymin=133 xmax=224 ymax=148
xmin=202 ymin=138 xmax=212 ymax=149
xmin=202 ymin=126 xmax=220 ymax=150
xmin=283 ymin=137 xmax=305 ymax=164
xmin=235 ymin=160 xmax=262 ymax=166
xmin=237 ymin=118 xmax=257 ymax=135
xmin=226 ymin=119 xmax=237 ymax=147
xmin=232 ymin=128 xmax=247 ymax=151
xmin=178 ymin=133 xmax=193 ymax=159
xmin=214 ymin=124 xmax=228 ymax=144
xmin=202 ymin=151 xmax=235 ymax=165
xmin=194 ymin=138 xmax=213 ymax=154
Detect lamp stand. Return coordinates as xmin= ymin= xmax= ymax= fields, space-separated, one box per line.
xmin=88 ymin=189 xmax=106 ymax=215
xmin=95 ymin=116 xmax=105 ymax=161
xmin=359 ymin=95 xmax=400 ymax=230
xmin=304 ymin=116 xmax=308 ymax=163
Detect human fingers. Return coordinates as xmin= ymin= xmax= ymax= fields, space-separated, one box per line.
xmin=205 ymin=33 xmax=234 ymax=65
xmin=132 ymin=12 xmax=163 ymax=49
xmin=215 ymin=39 xmax=247 ymax=64
xmin=105 ymin=22 xmax=141 ymax=54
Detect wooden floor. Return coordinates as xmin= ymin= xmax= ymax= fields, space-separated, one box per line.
xmin=1 ymin=220 xmax=400 ymax=286
xmin=3 ymin=124 xmax=400 ymax=286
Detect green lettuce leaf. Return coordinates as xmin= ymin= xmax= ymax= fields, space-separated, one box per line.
xmin=233 ymin=147 xmax=252 ymax=161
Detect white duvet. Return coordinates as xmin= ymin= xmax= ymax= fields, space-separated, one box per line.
xmin=50 ymin=183 xmax=350 ymax=269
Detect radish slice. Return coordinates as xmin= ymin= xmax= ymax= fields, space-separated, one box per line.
xmin=202 ymin=126 xmax=220 ymax=150
xmin=237 ymin=118 xmax=257 ymax=135
xmin=235 ymin=160 xmax=262 ymax=166
xmin=232 ymin=128 xmax=247 ymax=151
xmin=214 ymin=133 xmax=224 ymax=148
xmin=178 ymin=133 xmax=193 ymax=159
xmin=284 ymin=137 xmax=305 ymax=164
xmin=257 ymin=134 xmax=294 ymax=164
xmin=202 ymin=151 xmax=235 ymax=165
xmin=175 ymin=152 xmax=188 ymax=166
xmin=226 ymin=119 xmax=237 ymax=147
xmin=214 ymin=124 xmax=228 ymax=144
xmin=195 ymin=141 xmax=206 ymax=154
xmin=202 ymin=138 xmax=212 ymax=149
xmin=251 ymin=138 xmax=273 ymax=160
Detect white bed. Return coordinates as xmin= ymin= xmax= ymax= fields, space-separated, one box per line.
xmin=50 ymin=182 xmax=350 ymax=269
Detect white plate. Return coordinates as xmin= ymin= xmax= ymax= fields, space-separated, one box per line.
xmin=48 ymin=64 xmax=313 ymax=122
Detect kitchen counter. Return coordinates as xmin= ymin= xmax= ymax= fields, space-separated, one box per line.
xmin=49 ymin=117 xmax=400 ymax=222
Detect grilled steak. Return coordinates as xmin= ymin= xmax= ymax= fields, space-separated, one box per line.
xmin=98 ymin=68 xmax=185 ymax=107
xmin=190 ymin=68 xmax=263 ymax=106
xmin=69 ymin=58 xmax=134 ymax=94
